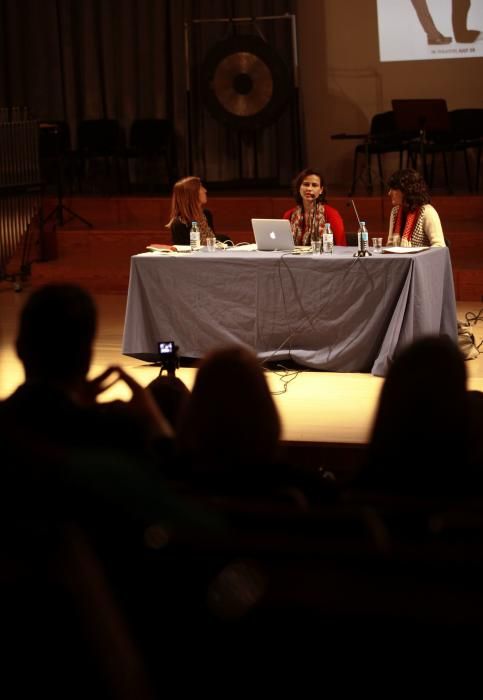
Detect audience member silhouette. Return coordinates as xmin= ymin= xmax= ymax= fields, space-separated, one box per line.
xmin=175 ymin=346 xmax=337 ymax=506
xmin=353 ymin=335 xmax=471 ymax=497
xmin=147 ymin=374 xmax=191 ymax=432
xmin=0 ymin=284 xmax=217 ymax=696
xmin=176 ymin=346 xmax=281 ymax=490
xmin=0 ymin=283 xmax=181 ymax=529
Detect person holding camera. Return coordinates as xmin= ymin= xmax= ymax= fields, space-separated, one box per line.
xmin=0 ymin=283 xmax=178 ymax=529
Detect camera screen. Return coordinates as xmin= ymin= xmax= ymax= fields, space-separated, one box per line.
xmin=158 ymin=341 xmax=174 ymax=354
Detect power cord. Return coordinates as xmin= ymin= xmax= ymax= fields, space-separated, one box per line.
xmin=464 ymin=308 xmax=483 ymax=353
xmin=260 ymin=253 xmax=362 ymax=368
xmin=267 ymin=363 xmax=301 ymax=396
xmin=465 ymin=308 xmax=483 ymax=325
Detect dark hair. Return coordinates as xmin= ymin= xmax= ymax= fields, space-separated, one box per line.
xmin=292 ymin=168 xmax=327 ymax=206
xmin=362 ymin=335 xmax=469 ymax=495
xmin=147 ymin=375 xmax=190 ymax=431
xmin=16 ymin=284 xmax=97 ymax=381
xmin=177 ymin=346 xmax=281 ymax=471
xmin=387 ymin=168 xmax=430 ymax=211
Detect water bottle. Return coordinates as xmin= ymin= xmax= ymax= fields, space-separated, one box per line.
xmin=323 ymin=222 xmax=334 ymax=254
xmin=190 ymin=221 xmax=200 ymax=251
xmin=356 ymin=220 xmax=371 ymax=257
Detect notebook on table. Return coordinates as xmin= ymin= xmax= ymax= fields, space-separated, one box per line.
xmin=251 ymin=218 xmax=295 ymax=251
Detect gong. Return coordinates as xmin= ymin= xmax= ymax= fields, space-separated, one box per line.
xmin=201 ymin=34 xmax=291 ymax=130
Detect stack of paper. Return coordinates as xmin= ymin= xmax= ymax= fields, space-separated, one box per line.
xmin=382 ymin=246 xmax=430 ymax=254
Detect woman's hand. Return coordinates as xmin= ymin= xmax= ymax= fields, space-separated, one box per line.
xmin=79 ymin=366 xmax=174 ymax=439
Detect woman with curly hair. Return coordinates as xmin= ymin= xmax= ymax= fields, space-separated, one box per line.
xmin=283 ymin=168 xmax=346 ymax=246
xmin=386 ymin=168 xmax=446 ymax=247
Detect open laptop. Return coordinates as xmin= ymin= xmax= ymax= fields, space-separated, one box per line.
xmin=251 ymin=218 xmax=295 ymax=251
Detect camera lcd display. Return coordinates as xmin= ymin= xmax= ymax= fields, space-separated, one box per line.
xmin=158 ymin=341 xmax=174 ymax=354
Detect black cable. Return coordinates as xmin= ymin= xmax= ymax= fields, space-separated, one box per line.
xmin=267 ymin=364 xmax=301 ymax=396
xmin=465 ymin=308 xmax=483 ymax=326
xmin=259 ymin=253 xmax=362 ymax=370
xmin=463 ymin=308 xmax=483 ymax=354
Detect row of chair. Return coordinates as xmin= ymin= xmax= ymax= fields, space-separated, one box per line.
xmin=42 ymin=110 xmax=482 ymax=196
xmin=39 ymin=118 xmax=177 ymax=194
xmin=350 ymin=107 xmax=483 ymax=195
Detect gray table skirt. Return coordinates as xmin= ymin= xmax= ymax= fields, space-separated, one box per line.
xmin=122 ymin=246 xmax=457 ymax=376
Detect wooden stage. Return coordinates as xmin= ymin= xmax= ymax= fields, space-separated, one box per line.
xmin=1 ymin=192 xmax=483 ymax=477
xmin=1 ymin=290 xmax=483 ymax=479
xmin=23 ymin=192 xmax=483 ymax=301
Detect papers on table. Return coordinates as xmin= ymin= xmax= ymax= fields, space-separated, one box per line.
xmin=382 ymin=246 xmax=430 ymax=254
xmin=229 ymin=243 xmax=257 ymax=251
xmin=146 ymin=244 xmax=192 ymax=253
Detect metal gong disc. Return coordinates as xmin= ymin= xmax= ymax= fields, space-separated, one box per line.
xmin=201 ymin=34 xmax=291 ymax=130
xmin=211 ymin=52 xmax=273 ymax=117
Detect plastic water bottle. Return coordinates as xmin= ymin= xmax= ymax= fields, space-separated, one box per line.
xmin=190 ymin=221 xmax=200 ymax=251
xmin=323 ymin=223 xmax=334 ymax=254
xmin=356 ymin=220 xmax=371 ymax=257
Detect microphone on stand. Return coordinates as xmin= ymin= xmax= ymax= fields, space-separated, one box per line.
xmin=350 ymin=199 xmax=361 ymax=228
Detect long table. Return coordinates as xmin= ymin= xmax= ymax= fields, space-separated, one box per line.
xmin=122 ymin=246 xmax=458 ymax=376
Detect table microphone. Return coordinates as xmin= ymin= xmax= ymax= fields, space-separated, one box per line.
xmin=347 ymin=198 xmax=361 ymax=228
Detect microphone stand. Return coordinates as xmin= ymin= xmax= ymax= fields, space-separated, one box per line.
xmin=42 ymin=123 xmax=93 ymax=229
xmin=350 ymin=198 xmax=361 ymax=228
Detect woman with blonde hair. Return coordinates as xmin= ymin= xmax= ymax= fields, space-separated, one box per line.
xmin=167 ymin=175 xmax=215 ymax=245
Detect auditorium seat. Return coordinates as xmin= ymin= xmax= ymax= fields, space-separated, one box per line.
xmin=39 ymin=120 xmax=75 ymax=195
xmin=350 ymin=111 xmax=406 ymax=195
xmin=449 ymin=108 xmax=483 ymax=193
xmin=0 ymin=521 xmax=154 ymax=698
xmin=126 ymin=118 xmax=177 ymax=192
xmin=77 ymin=119 xmax=126 ymax=194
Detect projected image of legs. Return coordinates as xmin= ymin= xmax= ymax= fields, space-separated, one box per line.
xmin=410 ymin=0 xmax=452 ymax=44
xmin=411 ymin=0 xmax=482 ymax=44
xmin=452 ymin=0 xmax=482 ymax=42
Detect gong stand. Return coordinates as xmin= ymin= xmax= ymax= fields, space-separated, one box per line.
xmin=184 ymin=13 xmax=302 ymax=183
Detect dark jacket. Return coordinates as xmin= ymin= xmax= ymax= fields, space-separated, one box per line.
xmin=170 ymin=209 xmax=214 ymax=245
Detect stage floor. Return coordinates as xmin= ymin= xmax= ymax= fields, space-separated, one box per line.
xmin=1 ymin=290 xmax=483 ymax=447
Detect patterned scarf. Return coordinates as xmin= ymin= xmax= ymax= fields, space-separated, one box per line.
xmin=198 ymin=211 xmax=214 ymax=245
xmin=391 ymin=205 xmax=427 ymax=246
xmin=178 ymin=211 xmax=214 ymax=244
xmin=290 ymin=203 xmax=326 ymax=245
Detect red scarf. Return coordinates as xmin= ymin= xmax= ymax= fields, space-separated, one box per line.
xmin=393 ymin=206 xmax=421 ymax=243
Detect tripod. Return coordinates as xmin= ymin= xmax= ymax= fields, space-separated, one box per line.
xmin=41 ymin=123 xmax=93 ymax=229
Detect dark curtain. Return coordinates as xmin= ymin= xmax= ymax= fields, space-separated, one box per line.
xmin=184 ymin=0 xmax=299 ymax=185
xmin=0 ymin=0 xmax=300 ymax=185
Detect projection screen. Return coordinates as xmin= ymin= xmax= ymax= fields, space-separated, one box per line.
xmin=377 ymin=0 xmax=483 ymax=62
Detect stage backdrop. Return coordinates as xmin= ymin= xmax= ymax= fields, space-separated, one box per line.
xmin=0 ymin=0 xmax=299 ymax=187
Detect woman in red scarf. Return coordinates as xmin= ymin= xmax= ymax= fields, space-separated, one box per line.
xmin=283 ymin=168 xmax=346 ymax=247
xmin=387 ymin=168 xmax=446 ymax=247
